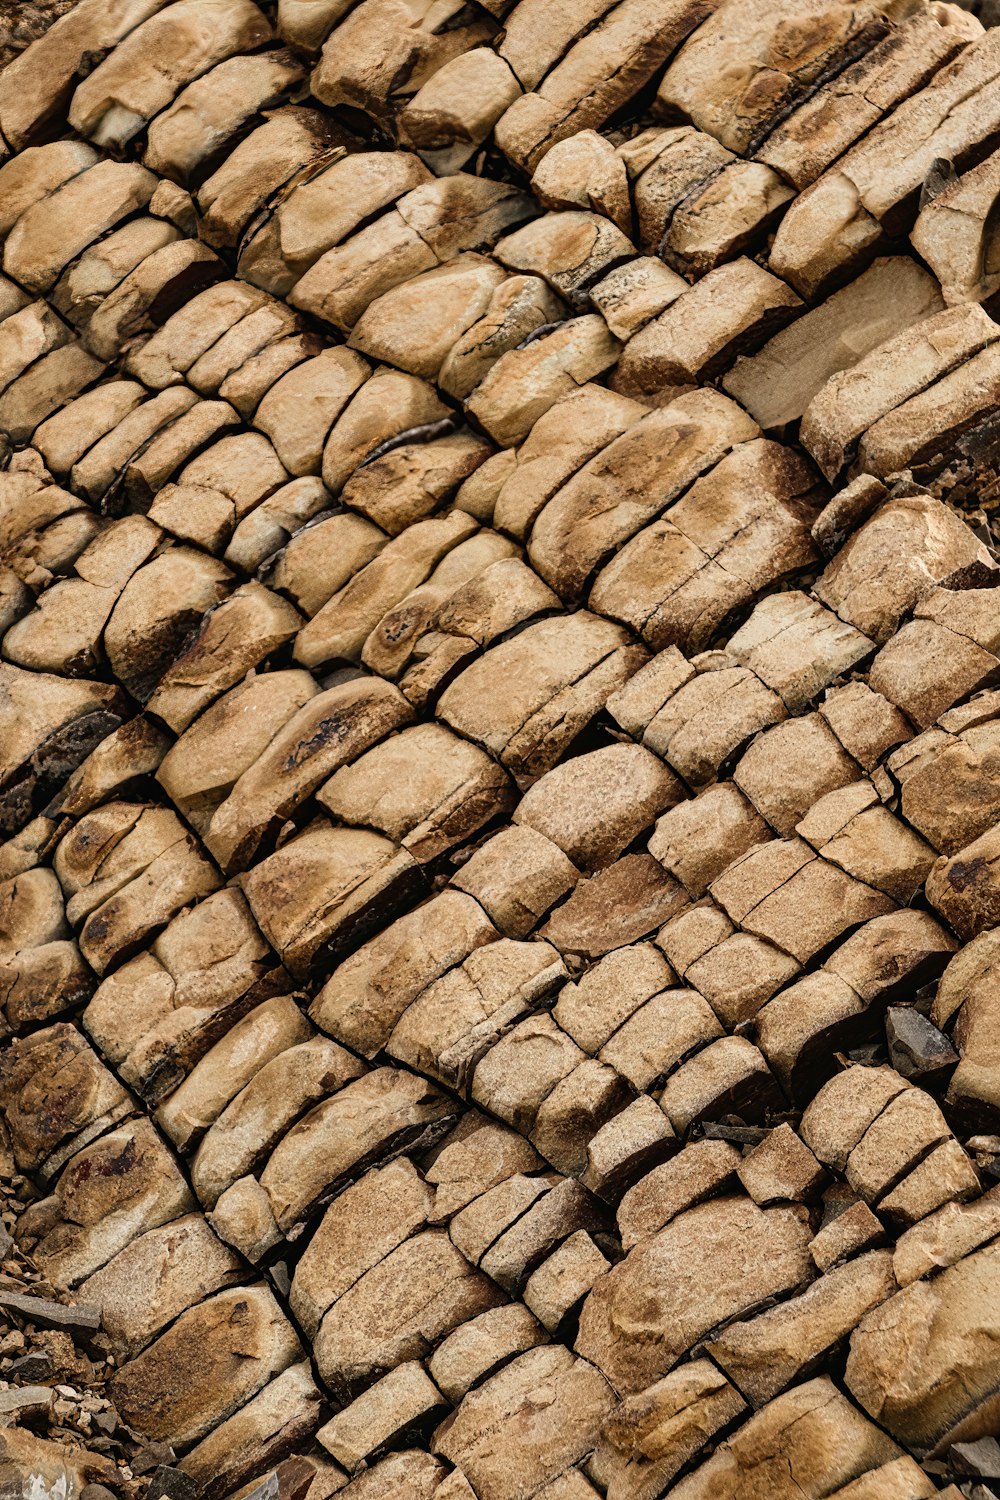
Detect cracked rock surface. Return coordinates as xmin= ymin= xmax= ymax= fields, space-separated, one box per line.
xmin=2 ymin=1 xmax=1000 ymax=1498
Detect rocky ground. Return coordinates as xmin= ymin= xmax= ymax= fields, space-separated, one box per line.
xmin=5 ymin=1 xmax=1000 ymax=1499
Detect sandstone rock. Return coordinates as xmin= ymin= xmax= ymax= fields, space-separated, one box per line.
xmin=590 ymin=1359 xmax=747 ymax=1500
xmin=398 ymin=49 xmax=523 ymax=173
xmin=0 ymin=1021 xmax=129 ymax=1174
xmin=668 ymin=1376 xmax=902 ymax=1498
xmin=429 ymin=1303 xmax=548 ymax=1404
xmin=180 ymin=1363 xmax=323 ymax=1500
xmin=723 ymin=258 xmax=944 ymax=433
xmin=577 ymin=1195 xmax=812 ymax=1394
xmin=846 ymin=1240 xmax=1000 ymax=1455
xmin=590 ymin=443 xmax=823 ymax=656
xmin=144 ymin=51 xmax=306 ymax=183
xmin=438 ymin=611 xmax=647 ymax=787
xmin=528 ymin=388 xmax=758 ymax=603
xmin=315 ymin=1228 xmax=502 ymax=1397
xmin=80 ymin=1213 xmax=242 ymax=1360
xmin=770 ymin=31 xmax=1000 ymax=298
xmin=467 ymin=316 xmax=621 ymax=449
xmin=258 ymin=1066 xmax=453 ymax=1232
xmin=16 ymin=1116 xmax=194 ymax=1288
xmin=451 ymin=827 xmax=578 ymax=938
xmin=433 ymin=1345 xmax=616 ymax=1499
xmin=613 ymin=257 xmax=802 ymax=398
xmin=493 ymin=0 xmax=716 ymax=173
xmin=110 ymin=1283 xmax=300 ymax=1449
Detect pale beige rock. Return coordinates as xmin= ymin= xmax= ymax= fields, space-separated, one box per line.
xmin=318 ymin=1361 xmax=445 ymax=1472
xmin=180 ymin=1363 xmax=323 ymax=1500
xmin=80 ymin=1213 xmax=242 ymax=1360
xmin=291 ymin=1158 xmax=433 ymax=1336
xmin=438 ymin=611 xmax=647 ymax=786
xmin=429 ymin=1303 xmax=548 ymax=1404
xmin=668 ymin=1377 xmax=901 ymax=1498
xmin=433 ymin=1345 xmax=616 ymax=1500
xmin=110 ymin=1283 xmax=300 ymax=1448
xmin=756 ymin=6 xmax=982 ymax=191
xmin=846 ymin=1240 xmax=1000 ymax=1455
xmin=68 ymin=0 xmax=273 ymax=149
xmin=259 ymin=1066 xmax=453 ymax=1232
xmin=589 ymin=442 xmax=823 ymax=655
xmin=83 ymin=241 xmax=226 ymax=364
xmin=577 ymin=1195 xmax=812 ymax=1393
xmin=493 ymin=0 xmax=716 ymax=173
xmin=0 ymin=302 xmax=71 ymax=399
xmin=590 ymin=256 xmax=687 ymax=339
xmin=17 ymin=1116 xmax=194 ymax=1288
xmin=770 ymin=30 xmax=1000 ymax=297
xmin=802 ymin=304 xmax=1000 ymax=480
xmin=656 ymin=0 xmax=908 ymax=156
xmin=144 ymin=51 xmax=306 ymax=182
xmin=892 ymin=1186 xmax=1000 ymax=1287
xmin=528 ymin=387 xmax=759 ymax=603
xmin=724 ymin=258 xmax=944 ymax=432
xmin=614 ymin=257 xmax=801 ymax=398
xmin=531 ymin=131 xmax=632 ymax=234
xmin=451 ymin=825 xmax=579 ymax=939
xmin=315 ymin=1227 xmax=502 ymax=1397
xmin=708 ymin=1250 xmax=896 ymax=1406
xmin=399 ymin=48 xmax=523 ymax=174
xmin=0 ymin=0 xmax=174 ymax=150
xmin=590 ymin=1359 xmax=746 ymax=1500
xmin=466 ymin=315 xmax=621 ymax=449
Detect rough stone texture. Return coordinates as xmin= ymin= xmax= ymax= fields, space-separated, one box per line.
xmin=3 ymin=2 xmax=1000 ymax=1494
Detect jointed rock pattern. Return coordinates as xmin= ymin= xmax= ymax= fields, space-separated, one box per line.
xmin=2 ymin=0 xmax=1000 ymax=1496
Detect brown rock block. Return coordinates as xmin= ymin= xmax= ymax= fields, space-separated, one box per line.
xmin=253 ymin=347 xmax=370 ymax=478
xmin=528 ymin=387 xmax=758 ymax=604
xmin=878 ymin=1137 xmax=980 ymax=1230
xmin=83 ymin=240 xmax=227 ymax=364
xmin=756 ymin=972 xmax=867 ymax=1100
xmin=890 ymin=713 xmax=1000 ymax=855
xmin=590 ymin=1359 xmax=747 ymax=1500
xmin=192 ymin=1037 xmax=365 ymax=1208
xmin=144 ymin=50 xmax=305 ymax=183
xmin=240 ymin=150 xmax=432 ymax=297
xmin=734 ymin=713 xmax=861 ymax=836
xmin=927 ymin=823 xmax=1000 ymax=941
xmin=590 ymin=256 xmax=687 ymax=340
xmin=493 ymin=0 xmax=716 ymax=173
xmin=738 ymin=1124 xmax=824 ymax=1207
xmin=16 ymin=1116 xmax=194 ymax=1288
xmin=708 ymin=1249 xmax=896 ymax=1407
xmin=660 ymin=1035 xmax=783 ymax=1133
xmin=725 ymin=592 xmax=872 ymax=714
xmin=429 ymin=1303 xmax=548 ymax=1404
xmin=668 ymin=1376 xmax=902 ymax=1498
xmin=156 ymin=670 xmax=317 ymax=836
xmin=656 ymin=0 xmax=903 ymax=157
xmin=433 ymin=1345 xmax=616 ymax=1499
xmin=796 ymin=783 xmax=936 ymax=904
xmin=613 ymin=258 xmax=802 ymax=399
xmin=182 ymin=1363 xmax=323 ymax=1500
xmin=599 ymin=987 xmax=722 ymax=1094
xmin=425 ymin=1114 xmax=544 ymax=1223
xmin=892 ymin=1186 xmax=1000 ymax=1288
xmin=0 ymin=1428 xmax=117 ymax=1496
xmin=311 ymin=890 xmax=496 ymax=1057
xmin=770 ymin=31 xmax=1000 ymax=298
xmin=320 ymin=723 xmax=514 ymax=865
xmin=577 ymin=1195 xmax=812 ymax=1394
xmin=197 ymin=108 xmax=344 ymax=253
xmin=802 ymin=304 xmax=1000 ymax=481
xmin=637 ymin=654 xmax=788 ymax=787
xmin=259 ymin=1066 xmax=453 ymax=1232
xmin=846 ymin=1240 xmax=1000 ymax=1455
xmin=466 ymin=316 xmax=621 ymax=450
xmin=389 ymin=939 xmax=567 ymax=1095
xmin=315 ymin=1228 xmax=503 ymax=1397
xmin=583 ymin=1095 xmax=677 ymax=1200
xmin=756 ymin=7 xmax=982 ymax=191
xmin=801 ymin=1065 xmax=909 ymax=1172
xmin=514 ymin=745 xmax=682 ymax=872
xmin=318 ymin=1361 xmax=446 ymax=1474
xmin=809 ymin=1200 xmax=884 ymax=1275
xmin=542 ymin=854 xmax=688 ymax=961
xmin=350 ymin=256 xmax=508 ymax=380
xmin=205 ymin=675 xmax=413 ymax=873
xmin=80 ymin=1213 xmax=243 ymax=1360
xmin=311 ymin=0 xmax=496 ymax=119
xmin=648 ymin=784 xmax=770 ymax=898
xmin=0 ymin=1021 xmax=130 ymax=1174
xmin=111 ymin=1283 xmax=300 ymax=1449
xmin=293 ymin=511 xmax=474 ymax=668
xmin=912 ymin=145 xmax=1000 ymax=307
xmin=531 ymin=131 xmax=632 ymax=236
xmin=290 ymin=1158 xmax=433 ymax=1337
xmin=555 ymin=942 xmax=673 ymax=1055
xmin=438 ymin=612 xmax=647 ymax=788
